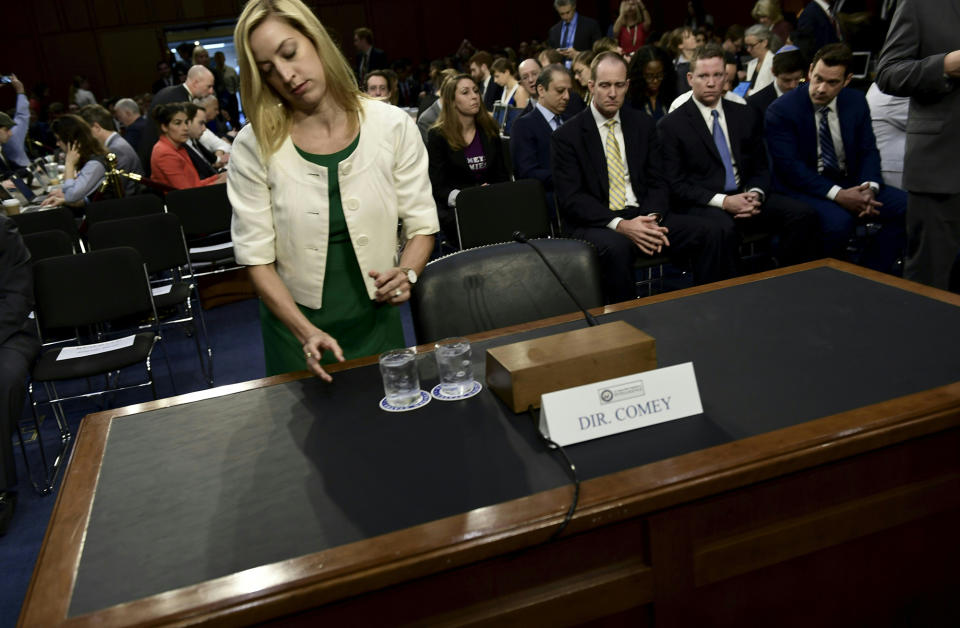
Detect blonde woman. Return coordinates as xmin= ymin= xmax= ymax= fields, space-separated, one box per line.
xmin=751 ymin=0 xmax=792 ymax=46
xmin=230 ymin=0 xmax=438 ymax=379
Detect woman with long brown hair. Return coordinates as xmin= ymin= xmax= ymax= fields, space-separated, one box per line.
xmin=40 ymin=114 xmax=108 ymax=207
xmin=426 ymin=74 xmax=510 ymax=245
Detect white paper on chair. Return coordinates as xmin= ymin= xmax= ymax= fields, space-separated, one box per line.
xmin=189 ymin=242 xmax=232 ymax=254
xmin=57 ymin=335 xmax=136 ymax=360
xmin=151 ymin=285 xmax=173 ymax=296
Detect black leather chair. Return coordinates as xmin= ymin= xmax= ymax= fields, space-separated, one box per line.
xmin=454 ymin=179 xmax=552 ymax=250
xmin=22 ymin=229 xmax=75 ymax=262
xmin=9 ymin=206 xmax=82 ymax=251
xmin=410 ymin=238 xmax=603 ymax=344
xmin=85 ymin=194 xmax=164 ymax=228
xmin=164 ymin=184 xmax=237 ymax=272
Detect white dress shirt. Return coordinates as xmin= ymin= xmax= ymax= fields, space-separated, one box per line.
xmin=692 ymin=96 xmax=765 ymax=207
xmin=812 ymin=93 xmax=877 ymax=200
xmin=536 ymin=101 xmax=563 ymax=130
xmin=590 ymin=102 xmax=639 ymax=231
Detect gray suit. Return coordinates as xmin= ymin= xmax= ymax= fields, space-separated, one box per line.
xmin=105 ymin=133 xmax=144 ymax=197
xmin=877 ymin=0 xmax=960 ymax=288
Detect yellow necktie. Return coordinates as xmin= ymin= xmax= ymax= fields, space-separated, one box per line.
xmin=605 ymin=119 xmax=626 ymax=211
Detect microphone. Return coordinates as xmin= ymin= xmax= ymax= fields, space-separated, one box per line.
xmin=513 ymin=231 xmax=599 ymax=327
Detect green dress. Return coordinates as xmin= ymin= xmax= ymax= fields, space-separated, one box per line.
xmin=260 ymin=134 xmax=405 ymax=376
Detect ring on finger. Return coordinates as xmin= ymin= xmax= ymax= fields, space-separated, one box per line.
xmin=394 ymin=288 xmax=402 ymax=297
xmin=305 ymin=352 xmax=314 ymax=360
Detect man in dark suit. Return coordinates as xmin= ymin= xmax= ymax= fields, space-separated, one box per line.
xmin=794 ymin=0 xmax=842 ymax=62
xmin=552 ymin=52 xmax=739 ymax=303
xmin=660 ymin=44 xmax=819 ymax=268
xmin=113 ymin=98 xmax=147 ymax=153
xmin=767 ymin=44 xmax=907 ymax=273
xmin=137 ymin=65 xmax=215 ymax=176
xmin=510 ymin=64 xmax=572 ymax=218
xmin=746 ymin=46 xmax=806 ymax=120
xmin=469 ymin=51 xmax=503 ymax=112
xmin=152 ymin=60 xmax=177 ymax=94
xmin=0 ymin=216 xmax=40 ymax=535
xmin=353 ymin=27 xmax=388 ymax=87
xmin=877 ymin=0 xmax=960 ymax=289
xmin=548 ymin=0 xmax=603 ymax=63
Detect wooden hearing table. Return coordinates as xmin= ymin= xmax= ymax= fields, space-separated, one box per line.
xmin=19 ymin=260 xmax=960 ymax=626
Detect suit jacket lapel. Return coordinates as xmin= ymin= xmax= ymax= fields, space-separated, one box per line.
xmin=721 ymin=100 xmax=744 ymax=167
xmin=836 ymin=90 xmax=855 ymax=168
xmin=581 ymin=114 xmax=608 ymax=198
xmin=798 ymin=85 xmax=818 ymax=167
xmin=682 ymin=98 xmax=722 ymax=165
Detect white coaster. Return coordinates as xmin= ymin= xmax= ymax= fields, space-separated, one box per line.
xmin=379 ymin=390 xmax=431 ymax=412
xmin=430 ymin=381 xmax=483 ymax=401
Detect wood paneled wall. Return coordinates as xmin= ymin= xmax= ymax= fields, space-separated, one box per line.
xmin=0 ymin=0 xmax=763 ymax=107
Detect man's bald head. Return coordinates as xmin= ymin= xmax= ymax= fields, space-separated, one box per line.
xmin=185 ymin=65 xmax=215 ymax=98
xmin=518 ymin=58 xmax=543 ymax=97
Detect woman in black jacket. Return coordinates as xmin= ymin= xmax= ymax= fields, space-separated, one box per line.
xmin=426 ymin=74 xmax=510 ymax=246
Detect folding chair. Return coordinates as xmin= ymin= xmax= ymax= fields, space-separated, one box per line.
xmin=9 ymin=206 xmax=83 ymax=252
xmin=24 ymin=247 xmax=161 ymax=493
xmin=85 ymin=194 xmax=164 ymax=229
xmin=410 ymin=238 xmax=603 ymax=343
xmin=88 ymin=213 xmax=214 ymax=385
xmin=164 ymin=184 xmax=238 ymax=275
xmin=454 ymin=179 xmax=553 ymax=250
xmin=22 ymin=229 xmax=75 ymax=262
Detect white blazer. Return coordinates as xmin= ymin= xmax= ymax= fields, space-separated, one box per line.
xmin=228 ymin=98 xmax=439 ymax=309
xmin=745 ymin=52 xmax=774 ymax=97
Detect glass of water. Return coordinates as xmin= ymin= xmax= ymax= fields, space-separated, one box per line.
xmin=379 ymin=348 xmax=420 ymax=407
xmin=434 ymin=337 xmax=474 ymax=397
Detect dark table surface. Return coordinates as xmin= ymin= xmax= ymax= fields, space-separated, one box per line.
xmin=69 ymin=266 xmax=960 ymax=616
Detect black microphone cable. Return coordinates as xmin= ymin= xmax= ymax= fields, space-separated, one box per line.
xmin=512 ymin=231 xmax=599 ymax=326
xmin=527 ymin=404 xmax=580 ymax=541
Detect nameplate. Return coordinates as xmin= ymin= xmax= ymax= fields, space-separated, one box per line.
xmin=539 ymin=362 xmax=703 ymax=446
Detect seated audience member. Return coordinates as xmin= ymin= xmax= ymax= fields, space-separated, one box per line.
xmin=571 ymin=50 xmax=595 ymax=104
xmin=469 ymin=51 xmax=503 ymax=111
xmin=150 ymin=103 xmax=225 ymax=190
xmin=592 ymin=37 xmax=623 ymax=56
xmin=510 ymin=64 xmax=572 ymax=214
xmin=627 ymin=45 xmax=677 ymax=121
xmin=746 ymin=46 xmax=806 ymax=118
xmin=518 ymin=58 xmax=543 ymax=106
xmin=200 ymin=94 xmax=233 ymax=138
xmin=548 ymin=0 xmax=603 ymax=61
xmin=381 ymin=69 xmax=401 ymax=106
xmin=152 ymin=60 xmax=177 ymax=93
xmin=552 ymin=52 xmax=739 ymax=304
xmin=538 ymin=48 xmax=565 ymax=69
xmin=70 ymin=75 xmax=96 ymax=107
xmin=865 ymin=83 xmax=909 ymax=189
xmin=491 ymin=58 xmax=529 ymax=109
xmin=112 ymin=98 xmax=147 ymax=153
xmin=0 ymin=216 xmax=39 ymax=536
xmin=41 ymin=115 xmax=110 ymax=207
xmin=744 ymin=24 xmax=776 ymax=96
xmin=0 ymin=75 xmax=30 ymax=176
xmin=79 ymin=104 xmax=144 ymax=196
xmin=669 ymin=73 xmax=746 ymax=112
xmin=427 ymin=74 xmax=510 ymax=244
xmin=751 ymin=0 xmax=793 ymax=47
xmin=672 ymin=26 xmax=699 ymax=92
xmin=613 ymin=0 xmax=652 ymax=58
xmin=184 ymin=103 xmax=229 ymax=178
xmin=417 ymin=68 xmax=458 ymax=143
xmin=766 ymin=44 xmax=907 ymax=273
xmin=658 ymin=44 xmax=819 ymax=268
xmin=364 ymin=70 xmax=392 ymax=102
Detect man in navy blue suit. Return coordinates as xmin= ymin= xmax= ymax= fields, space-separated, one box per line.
xmin=510 ymin=64 xmax=571 ymax=220
xmin=794 ymin=1 xmax=842 ymax=62
xmin=766 ymin=44 xmax=906 ymax=273
xmin=552 ymin=52 xmax=738 ymax=303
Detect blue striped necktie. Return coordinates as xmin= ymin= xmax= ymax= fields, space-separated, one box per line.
xmin=711 ymin=110 xmax=737 ymax=192
xmin=819 ymin=106 xmax=839 ymax=173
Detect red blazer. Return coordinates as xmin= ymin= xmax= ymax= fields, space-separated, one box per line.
xmin=150 ymin=135 xmax=221 ymax=190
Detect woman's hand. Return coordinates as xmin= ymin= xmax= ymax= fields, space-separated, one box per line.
xmin=369 ymin=268 xmax=411 ymax=305
xmin=301 ymin=330 xmax=345 ymax=382
xmin=40 ymin=188 xmax=65 ymax=208
xmin=64 ymin=142 xmax=80 ymax=170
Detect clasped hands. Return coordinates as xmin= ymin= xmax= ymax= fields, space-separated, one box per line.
xmin=617 ymin=214 xmax=670 ymax=255
xmin=835 ymin=183 xmax=882 ymax=219
xmin=370 ymin=266 xmax=412 ymax=304
xmin=722 ymin=191 xmax=762 ymax=218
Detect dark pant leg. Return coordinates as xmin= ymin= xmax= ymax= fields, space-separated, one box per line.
xmin=0 ymin=345 xmax=32 ymax=491
xmin=904 ymin=191 xmax=960 ymax=290
xmin=669 ymin=209 xmax=741 ymax=282
xmin=784 ymin=191 xmax=855 ymax=262
xmin=569 ymin=226 xmax=639 ymax=304
xmin=759 ymin=194 xmax=822 ymax=265
xmin=861 ymin=185 xmax=907 ymax=274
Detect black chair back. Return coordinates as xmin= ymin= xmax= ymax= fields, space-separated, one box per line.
xmin=22 ymin=229 xmax=75 ymax=262
xmin=410 ymin=238 xmax=604 ymax=343
xmin=455 ymin=179 xmax=551 ymax=249
xmin=88 ymin=213 xmax=188 ymax=274
xmin=85 ymin=195 xmax=164 ymax=228
xmin=9 ymin=207 xmax=81 ymax=248
xmin=165 ymin=184 xmax=231 ymax=237
xmin=32 ymin=247 xmax=153 ymax=330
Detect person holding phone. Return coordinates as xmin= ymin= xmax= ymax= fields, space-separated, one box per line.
xmin=547 ymin=0 xmax=603 ymax=62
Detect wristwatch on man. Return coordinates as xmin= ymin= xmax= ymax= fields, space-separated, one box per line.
xmin=400 ymin=267 xmax=418 ymax=284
